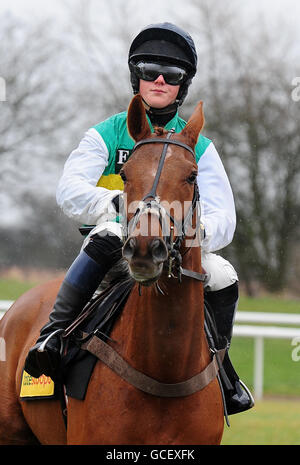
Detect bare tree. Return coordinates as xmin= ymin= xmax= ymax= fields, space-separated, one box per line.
xmin=0 ymin=13 xmax=78 ymax=221
xmin=187 ymin=0 xmax=300 ymax=293
xmin=0 ymin=11 xmax=111 ymax=226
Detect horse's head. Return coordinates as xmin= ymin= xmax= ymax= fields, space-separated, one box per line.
xmin=122 ymin=94 xmax=204 ymax=286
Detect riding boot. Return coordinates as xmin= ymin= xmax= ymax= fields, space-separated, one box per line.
xmin=24 ymin=233 xmax=123 ymax=381
xmin=205 ymin=282 xmax=254 ymax=415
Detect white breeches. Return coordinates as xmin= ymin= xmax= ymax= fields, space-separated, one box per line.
xmin=82 ymin=221 xmax=238 ymax=292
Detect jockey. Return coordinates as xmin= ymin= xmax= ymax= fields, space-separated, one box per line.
xmin=25 ymin=22 xmax=253 ymax=415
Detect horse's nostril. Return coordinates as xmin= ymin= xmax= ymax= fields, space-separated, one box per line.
xmin=123 ymin=237 xmax=137 ymax=260
xmin=150 ymin=238 xmax=168 ymax=264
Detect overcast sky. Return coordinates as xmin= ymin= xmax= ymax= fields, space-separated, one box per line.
xmin=1 ymin=0 xmax=300 ymax=26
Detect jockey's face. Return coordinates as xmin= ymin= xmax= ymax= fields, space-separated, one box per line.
xmin=139 ymin=74 xmax=180 ymax=109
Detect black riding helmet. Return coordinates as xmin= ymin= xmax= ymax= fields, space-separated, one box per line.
xmin=128 ymin=22 xmax=197 ymax=113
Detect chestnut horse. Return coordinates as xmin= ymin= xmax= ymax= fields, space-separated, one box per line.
xmin=0 ymin=95 xmax=224 ymax=445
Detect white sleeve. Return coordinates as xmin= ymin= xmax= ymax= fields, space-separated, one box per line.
xmin=56 ymin=128 xmax=122 ymax=224
xmin=197 ymin=142 xmax=236 ymax=253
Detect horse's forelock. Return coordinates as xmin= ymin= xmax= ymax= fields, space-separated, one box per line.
xmin=153 ymin=127 xmax=167 ymax=136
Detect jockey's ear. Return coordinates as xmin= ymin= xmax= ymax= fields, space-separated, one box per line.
xmin=180 ymin=101 xmax=205 ymax=149
xmin=127 ymin=94 xmax=151 ymax=142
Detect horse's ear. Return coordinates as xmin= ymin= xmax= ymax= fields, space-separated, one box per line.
xmin=180 ymin=101 xmax=205 ymax=149
xmin=127 ymin=94 xmax=151 ymax=142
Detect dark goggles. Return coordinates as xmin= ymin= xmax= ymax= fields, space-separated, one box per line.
xmin=132 ymin=61 xmax=188 ymax=86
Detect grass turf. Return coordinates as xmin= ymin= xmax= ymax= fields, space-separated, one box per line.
xmin=221 ymin=399 xmax=300 ymax=445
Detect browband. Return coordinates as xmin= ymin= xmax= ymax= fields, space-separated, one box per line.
xmin=133 ymin=137 xmax=195 ymax=158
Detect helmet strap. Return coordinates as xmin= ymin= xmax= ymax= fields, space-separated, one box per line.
xmin=141 ymin=96 xmax=179 ymax=118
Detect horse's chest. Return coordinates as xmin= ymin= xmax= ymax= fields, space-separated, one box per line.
xmin=75 ymin=367 xmax=223 ymax=445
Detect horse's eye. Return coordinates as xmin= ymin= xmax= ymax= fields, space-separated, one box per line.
xmin=120 ymin=170 xmax=127 ymax=183
xmin=187 ymin=172 xmax=197 ymax=184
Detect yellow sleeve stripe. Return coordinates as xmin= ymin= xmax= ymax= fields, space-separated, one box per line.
xmin=97 ymin=174 xmax=124 ymax=191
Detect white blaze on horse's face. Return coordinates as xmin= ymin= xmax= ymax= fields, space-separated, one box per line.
xmin=165 ymin=146 xmax=173 ymax=160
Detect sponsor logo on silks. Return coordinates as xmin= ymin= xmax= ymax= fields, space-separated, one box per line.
xmin=20 ymin=370 xmax=55 ymax=400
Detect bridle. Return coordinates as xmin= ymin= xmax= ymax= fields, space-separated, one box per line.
xmin=124 ymin=129 xmax=206 ymax=283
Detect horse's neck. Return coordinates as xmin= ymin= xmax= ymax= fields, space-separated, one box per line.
xmin=117 ymin=247 xmax=208 ymax=383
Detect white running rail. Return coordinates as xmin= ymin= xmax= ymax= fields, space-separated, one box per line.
xmin=233 ymin=311 xmax=300 ymax=400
